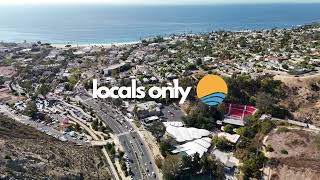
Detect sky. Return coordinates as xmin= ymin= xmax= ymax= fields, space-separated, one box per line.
xmin=0 ymin=0 xmax=320 ymax=5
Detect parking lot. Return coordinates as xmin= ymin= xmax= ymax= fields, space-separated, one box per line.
xmin=0 ymin=103 xmax=88 ymax=145
xmin=161 ymin=104 xmax=184 ymax=122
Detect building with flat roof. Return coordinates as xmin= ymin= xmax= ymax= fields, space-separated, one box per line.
xmin=103 ymin=62 xmax=128 ymax=76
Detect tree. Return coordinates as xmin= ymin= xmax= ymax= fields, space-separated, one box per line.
xmin=200 ymin=154 xmax=225 ymax=179
xmin=239 ymin=36 xmax=247 ymax=47
xmin=255 ymin=92 xmax=275 ymax=114
xmin=112 ymin=98 xmax=123 ymax=107
xmin=282 ymin=64 xmax=289 ymax=70
xmin=91 ymin=120 xmax=98 ymax=131
xmin=75 ymin=123 xmax=81 ymax=132
xmin=182 ymin=102 xmax=220 ymax=130
xmin=25 ymin=101 xmax=38 ymax=118
xmin=99 ymin=125 xmax=107 ymax=133
xmin=181 ymin=153 xmax=201 ymax=174
xmin=259 ymin=120 xmax=275 ymax=134
xmin=196 ymin=58 xmax=202 ymax=66
xmin=0 ymin=77 xmax=5 ymax=86
xmin=241 ymin=153 xmax=268 ymax=179
xmin=162 ymin=155 xmax=182 ymax=180
xmin=212 ymin=136 xmax=233 ymax=151
xmin=37 ymin=84 xmax=50 ymax=96
xmin=179 ymin=77 xmax=196 ymax=101
xmin=159 ymin=138 xmax=173 ymax=157
xmin=147 ymin=121 xmax=166 ymax=139
xmin=68 ymin=73 xmax=79 ymax=87
xmin=224 ymin=124 xmax=234 ymax=134
xmin=266 ymin=144 xmax=274 ymax=152
xmin=118 ymin=151 xmax=125 ymax=158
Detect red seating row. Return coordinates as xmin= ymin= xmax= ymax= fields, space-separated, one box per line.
xmin=224 ymin=103 xmax=257 ymax=120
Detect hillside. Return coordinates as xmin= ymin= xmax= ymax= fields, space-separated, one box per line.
xmin=274 ymin=73 xmax=320 ymax=126
xmin=0 ymin=114 xmax=111 ymax=180
xmin=264 ymin=128 xmax=320 ymax=180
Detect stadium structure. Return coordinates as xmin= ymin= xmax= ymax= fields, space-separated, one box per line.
xmin=222 ymin=103 xmax=257 ymax=126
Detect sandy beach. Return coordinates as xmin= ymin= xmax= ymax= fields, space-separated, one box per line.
xmin=51 ymin=41 xmax=140 ymax=48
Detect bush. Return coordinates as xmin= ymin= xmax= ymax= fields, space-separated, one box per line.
xmin=91 ymin=120 xmax=98 ymax=131
xmin=277 ymin=127 xmax=289 ymax=134
xmin=259 ymin=120 xmax=275 ymax=134
xmin=159 ymin=139 xmax=172 ymax=157
xmin=212 ymin=136 xmax=233 ymax=151
xmin=266 ymin=144 xmax=274 ymax=152
xmin=241 ymin=153 xmax=268 ymax=179
xmin=281 ymin=149 xmax=288 ymax=154
xmin=314 ymin=135 xmax=320 ymax=150
xmin=155 ymin=156 xmax=163 ymax=169
xmin=224 ymin=125 xmax=234 ymax=134
xmin=4 ymin=155 xmax=11 ymax=160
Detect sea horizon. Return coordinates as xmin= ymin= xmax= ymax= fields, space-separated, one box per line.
xmin=1 ymin=3 xmax=320 ymax=44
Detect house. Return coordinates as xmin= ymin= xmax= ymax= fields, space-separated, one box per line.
xmin=0 ymin=66 xmax=16 ymax=78
xmin=103 ymin=62 xmax=128 ymax=76
xmin=211 ymin=149 xmax=240 ymax=168
xmin=217 ymin=132 xmax=240 ymax=144
xmin=54 ymin=84 xmax=65 ymax=95
xmin=143 ymin=116 xmax=159 ymax=124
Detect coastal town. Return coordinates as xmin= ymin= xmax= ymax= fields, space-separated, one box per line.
xmin=1 ymin=23 xmax=320 ymax=180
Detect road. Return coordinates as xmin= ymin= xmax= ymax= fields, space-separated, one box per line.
xmin=79 ymin=96 xmax=159 ymax=180
xmin=1 ymin=104 xmax=121 ymax=180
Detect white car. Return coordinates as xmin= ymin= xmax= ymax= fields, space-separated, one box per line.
xmin=59 ymin=136 xmax=67 ymax=142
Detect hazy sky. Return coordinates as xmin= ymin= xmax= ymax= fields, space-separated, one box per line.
xmin=0 ymin=0 xmax=320 ymax=5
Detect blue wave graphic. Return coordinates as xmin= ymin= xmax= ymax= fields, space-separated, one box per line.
xmin=200 ymin=92 xmax=226 ymax=106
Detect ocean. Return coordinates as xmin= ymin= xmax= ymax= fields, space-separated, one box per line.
xmin=0 ymin=3 xmax=320 ymax=44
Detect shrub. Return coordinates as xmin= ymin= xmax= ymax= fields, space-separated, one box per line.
xmin=155 ymin=156 xmax=163 ymax=169
xmin=281 ymin=149 xmax=288 ymax=154
xmin=4 ymin=155 xmax=11 ymax=160
xmin=314 ymin=135 xmax=320 ymax=150
xmin=259 ymin=120 xmax=275 ymax=134
xmin=212 ymin=136 xmax=233 ymax=151
xmin=266 ymin=144 xmax=274 ymax=152
xmin=277 ymin=127 xmax=289 ymax=134
xmin=224 ymin=125 xmax=234 ymax=134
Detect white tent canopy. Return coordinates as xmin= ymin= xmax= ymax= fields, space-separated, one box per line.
xmin=166 ymin=125 xmax=210 ymax=142
xmin=172 ymin=137 xmax=212 ymax=157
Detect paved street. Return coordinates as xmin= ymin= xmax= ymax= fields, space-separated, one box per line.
xmin=80 ymin=96 xmax=159 ymax=180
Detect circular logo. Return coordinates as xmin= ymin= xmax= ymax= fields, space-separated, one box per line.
xmin=196 ymin=75 xmax=228 ymax=106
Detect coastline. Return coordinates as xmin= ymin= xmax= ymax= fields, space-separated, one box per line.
xmin=51 ymin=41 xmax=140 ymax=48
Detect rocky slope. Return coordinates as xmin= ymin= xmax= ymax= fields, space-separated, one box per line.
xmin=0 ymin=114 xmax=111 ymax=180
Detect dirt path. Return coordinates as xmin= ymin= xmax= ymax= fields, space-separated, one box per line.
xmin=67 ymin=115 xmax=120 ymax=180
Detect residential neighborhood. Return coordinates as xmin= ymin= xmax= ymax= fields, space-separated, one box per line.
xmin=1 ymin=23 xmax=320 ymax=180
